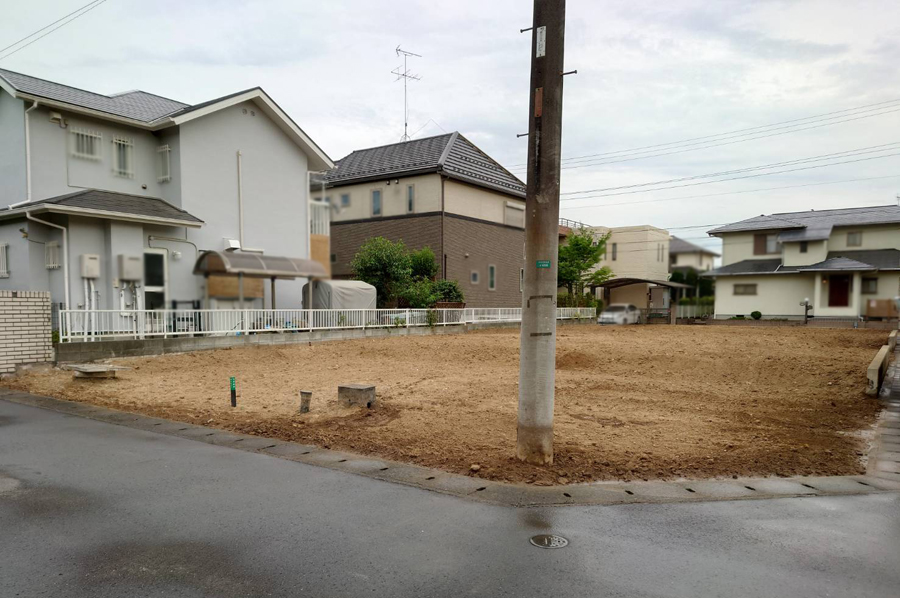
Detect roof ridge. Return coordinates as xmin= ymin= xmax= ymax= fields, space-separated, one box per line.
xmin=110 ymin=89 xmax=188 ymax=106
xmin=345 ymin=132 xmax=454 ymax=156
xmin=447 ymin=133 xmax=525 ymax=186
xmin=770 ymin=204 xmax=897 ymax=216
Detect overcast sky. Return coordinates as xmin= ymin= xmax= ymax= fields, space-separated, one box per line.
xmin=3 ymin=0 xmax=900 ymax=252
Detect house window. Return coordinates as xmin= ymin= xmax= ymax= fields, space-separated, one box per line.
xmin=847 ymin=232 xmax=862 ymax=247
xmin=799 ymin=241 xmax=808 ymax=253
xmin=734 ymin=284 xmax=757 ymax=296
xmin=156 ymin=145 xmax=171 ymax=183
xmin=488 ymin=265 xmax=496 ymax=291
xmin=611 ymin=243 xmax=617 ymax=261
xmin=372 ymin=189 xmax=382 ymax=216
xmin=340 ymin=194 xmax=350 ymax=207
xmin=112 ymin=136 xmax=134 ymax=178
xmin=754 ymin=233 xmax=781 ymax=255
xmin=0 ymin=243 xmax=8 ymax=278
xmin=407 ymin=185 xmax=415 ymax=213
xmin=323 ymin=196 xmax=331 ymax=205
xmin=45 ymin=242 xmax=60 ymax=270
xmin=330 ymin=253 xmax=337 ymax=264
xmin=519 ymin=268 xmax=524 ymax=292
xmin=70 ymin=128 xmax=102 ymax=160
xmin=862 ymin=277 xmax=878 ymax=294
xmin=471 ymin=270 xmax=479 ymax=284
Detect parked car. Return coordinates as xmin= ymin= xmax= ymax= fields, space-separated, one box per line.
xmin=597 ymin=304 xmax=641 ymax=325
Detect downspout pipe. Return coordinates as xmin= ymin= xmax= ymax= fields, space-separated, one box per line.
xmin=26 ymin=212 xmax=70 ymax=311
xmin=235 ymin=150 xmax=264 ymax=254
xmin=7 ymin=101 xmax=40 ymax=210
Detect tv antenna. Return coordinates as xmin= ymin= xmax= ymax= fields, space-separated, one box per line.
xmin=392 ymin=45 xmax=422 ymax=142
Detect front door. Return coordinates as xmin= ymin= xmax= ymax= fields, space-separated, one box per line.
xmin=828 ymin=274 xmax=851 ymax=307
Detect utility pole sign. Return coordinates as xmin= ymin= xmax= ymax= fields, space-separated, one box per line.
xmin=517 ymin=0 xmax=567 ymax=466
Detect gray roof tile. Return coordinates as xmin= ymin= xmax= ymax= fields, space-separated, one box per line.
xmin=0 ymin=68 xmax=187 ymax=123
xmin=797 ymin=257 xmax=876 ymax=272
xmin=669 ymin=235 xmax=719 ymax=256
xmin=4 ymin=190 xmax=202 ymax=224
xmin=323 ymin=132 xmax=525 ymax=198
xmin=702 ymin=259 xmax=782 ymax=276
xmin=825 ymin=249 xmax=900 ymax=270
xmin=708 ymin=205 xmax=900 ymax=235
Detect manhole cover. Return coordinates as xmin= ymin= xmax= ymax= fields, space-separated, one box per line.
xmin=529 ymin=534 xmax=569 ymax=549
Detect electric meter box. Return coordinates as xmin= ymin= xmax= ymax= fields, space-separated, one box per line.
xmin=118 ymin=254 xmax=143 ymax=281
xmin=80 ymin=254 xmax=101 ymax=279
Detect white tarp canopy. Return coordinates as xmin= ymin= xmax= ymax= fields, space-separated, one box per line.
xmin=301 ymin=279 xmax=377 ymax=309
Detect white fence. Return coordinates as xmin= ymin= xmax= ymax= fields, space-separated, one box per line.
xmin=59 ymin=307 xmax=595 ymax=342
xmin=674 ymin=304 xmax=715 ymax=319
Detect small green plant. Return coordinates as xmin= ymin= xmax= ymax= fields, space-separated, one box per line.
xmin=751 ymin=311 xmax=762 ymax=320
xmin=729 ymin=315 xmax=746 ymax=320
xmin=51 ymin=329 xmax=60 ymax=344
xmin=425 ymin=309 xmax=439 ymax=328
xmin=393 ymin=317 xmax=406 ymax=327
xmin=337 ymin=313 xmax=347 ymax=326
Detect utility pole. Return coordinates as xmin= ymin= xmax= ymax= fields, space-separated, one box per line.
xmin=392 ymin=46 xmax=422 ymax=142
xmin=517 ymin=0 xmax=567 ymax=465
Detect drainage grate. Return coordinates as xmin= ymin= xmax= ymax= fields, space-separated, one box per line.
xmin=530 ymin=534 xmax=569 ymax=549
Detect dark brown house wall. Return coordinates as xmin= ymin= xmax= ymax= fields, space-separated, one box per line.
xmin=330 ymin=213 xmax=443 ymax=278
xmin=444 ymin=214 xmax=524 ymax=307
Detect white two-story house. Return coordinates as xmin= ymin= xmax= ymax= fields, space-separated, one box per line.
xmin=0 ymin=69 xmax=333 ymax=315
xmin=704 ymin=205 xmax=900 ymax=319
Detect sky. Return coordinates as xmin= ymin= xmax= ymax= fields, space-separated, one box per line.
xmin=3 ymin=0 xmax=900 ymax=254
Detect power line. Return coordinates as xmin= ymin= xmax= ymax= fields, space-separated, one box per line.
xmin=556 ymin=151 xmax=900 ymax=200
xmin=559 ymin=175 xmax=900 ymax=209
xmin=508 ymin=96 xmax=900 ymax=168
xmin=561 ymin=142 xmax=900 ymax=197
xmin=0 ymin=1 xmax=110 ymax=63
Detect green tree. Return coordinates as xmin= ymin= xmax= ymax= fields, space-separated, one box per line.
xmin=409 ymin=246 xmax=438 ymax=280
xmin=558 ymin=229 xmax=613 ymax=300
xmin=432 ymin=279 xmax=464 ymax=303
xmin=400 ymin=278 xmax=440 ymax=308
xmin=350 ymin=237 xmax=412 ymax=307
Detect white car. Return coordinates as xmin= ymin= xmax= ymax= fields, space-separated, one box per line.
xmin=597 ymin=303 xmax=642 ymax=325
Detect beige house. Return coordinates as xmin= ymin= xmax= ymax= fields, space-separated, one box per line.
xmin=669 ymin=236 xmax=718 ymax=273
xmin=311 ymin=133 xmax=526 ymax=307
xmin=705 ymin=205 xmax=900 ymax=319
xmin=587 ymin=225 xmax=673 ymax=308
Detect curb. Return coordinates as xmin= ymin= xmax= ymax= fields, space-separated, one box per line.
xmin=2 ymin=389 xmax=898 ymax=508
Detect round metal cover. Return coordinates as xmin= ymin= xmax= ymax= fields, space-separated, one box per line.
xmin=529 ymin=534 xmax=569 ymax=549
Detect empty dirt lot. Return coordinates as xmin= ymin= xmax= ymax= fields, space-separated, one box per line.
xmin=8 ymin=325 xmax=887 ymax=485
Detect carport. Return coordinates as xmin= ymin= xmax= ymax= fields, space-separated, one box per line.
xmin=592 ymin=278 xmax=693 ymax=323
xmin=193 ymin=250 xmax=328 ymax=309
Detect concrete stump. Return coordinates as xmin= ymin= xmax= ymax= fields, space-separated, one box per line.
xmin=299 ymin=390 xmax=312 ymax=413
xmin=338 ymin=384 xmax=376 ymax=408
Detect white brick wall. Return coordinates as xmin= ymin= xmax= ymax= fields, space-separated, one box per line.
xmin=0 ymin=291 xmax=53 ymax=374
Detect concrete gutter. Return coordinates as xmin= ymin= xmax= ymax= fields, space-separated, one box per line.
xmin=2 ymin=389 xmax=897 ymax=508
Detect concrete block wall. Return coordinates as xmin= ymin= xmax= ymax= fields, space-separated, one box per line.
xmin=0 ymin=290 xmax=53 ymax=374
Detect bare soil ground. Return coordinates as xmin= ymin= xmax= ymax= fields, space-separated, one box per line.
xmin=8 ymin=326 xmax=886 ymax=485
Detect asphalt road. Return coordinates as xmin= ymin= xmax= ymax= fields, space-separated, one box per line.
xmin=1 ymin=399 xmax=898 ymax=598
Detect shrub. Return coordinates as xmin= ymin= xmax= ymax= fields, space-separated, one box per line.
xmin=751 ymin=311 xmax=762 ymax=320
xmin=401 ymin=279 xmax=440 ymax=309
xmin=432 ymin=279 xmax=465 ymax=303
xmin=409 ymin=247 xmax=438 ymax=280
xmin=698 ymin=296 xmax=715 ymax=306
xmin=350 ymin=237 xmax=412 ymax=307
xmin=425 ymin=309 xmax=439 ymax=327
xmin=677 ymin=297 xmax=697 ymax=306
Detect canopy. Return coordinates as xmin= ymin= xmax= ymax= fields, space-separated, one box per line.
xmin=301 ymin=279 xmax=377 ymax=309
xmin=592 ymin=277 xmax=693 ymax=290
xmin=193 ymin=250 xmax=327 ymax=279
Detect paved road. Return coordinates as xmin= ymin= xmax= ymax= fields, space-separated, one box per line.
xmin=1 ymin=399 xmax=898 ymax=598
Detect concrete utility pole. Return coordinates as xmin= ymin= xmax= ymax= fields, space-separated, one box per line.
xmin=517 ymin=0 xmax=567 ymax=465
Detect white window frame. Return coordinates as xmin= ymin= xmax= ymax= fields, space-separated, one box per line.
xmin=847 ymin=231 xmax=863 ymax=247
xmin=406 ymin=184 xmax=415 ymax=213
xmin=611 ymin=243 xmax=617 ymax=261
xmin=0 ymin=243 xmax=9 ymax=278
xmin=156 ymin=144 xmax=171 ymax=183
xmin=340 ymin=193 xmax=351 ymax=208
xmin=70 ymin=128 xmax=102 ymax=161
xmin=471 ymin=270 xmax=480 ymax=284
xmin=519 ymin=267 xmax=524 ymax=292
xmin=143 ymin=248 xmax=168 ymax=308
xmin=371 ymin=189 xmax=382 ymax=217
xmin=765 ymin=234 xmax=781 ymax=254
xmin=861 ymin=277 xmax=878 ymax=294
xmin=488 ymin=264 xmax=496 ymax=291
xmin=734 ymin=284 xmax=757 ymax=296
xmin=112 ymin=136 xmax=135 ymax=179
xmin=45 ymin=241 xmax=60 ymax=270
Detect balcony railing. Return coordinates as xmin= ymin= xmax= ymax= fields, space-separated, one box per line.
xmin=310 ymin=200 xmax=330 ymax=236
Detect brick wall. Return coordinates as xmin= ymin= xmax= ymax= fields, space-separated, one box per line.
xmin=444 ymin=214 xmax=524 ymax=307
xmin=0 ymin=291 xmax=53 ymax=374
xmin=330 ymin=213 xmax=443 ymax=278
